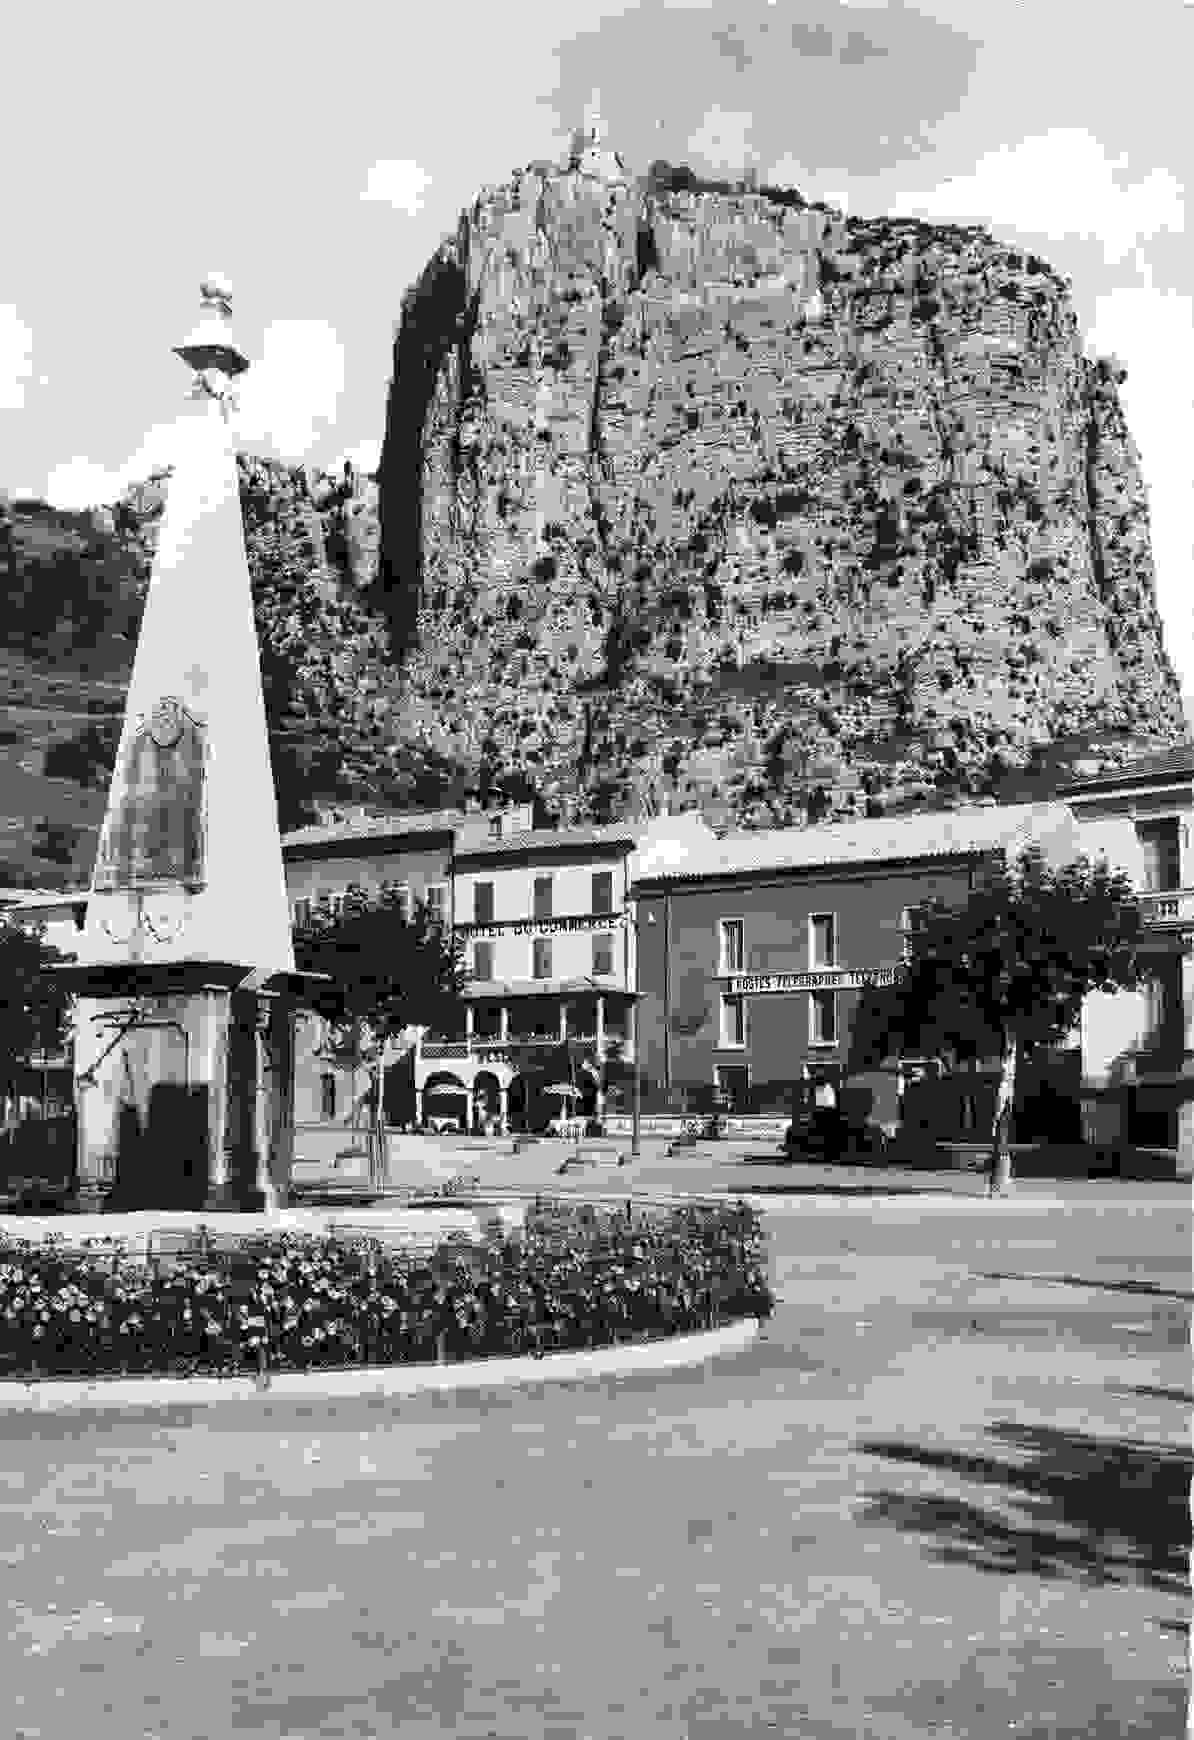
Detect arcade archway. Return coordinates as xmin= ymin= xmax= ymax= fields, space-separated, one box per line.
xmin=420 ymin=1072 xmax=469 ymax=1132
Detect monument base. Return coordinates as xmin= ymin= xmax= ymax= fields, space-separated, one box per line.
xmin=69 ymin=1182 xmax=114 ymax=1217
xmin=203 ymin=1180 xmax=274 ymax=1215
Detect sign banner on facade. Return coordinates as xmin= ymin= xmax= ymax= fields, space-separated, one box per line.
xmin=457 ymin=911 xmax=627 ymax=940
xmin=725 ymin=968 xmax=898 ymax=995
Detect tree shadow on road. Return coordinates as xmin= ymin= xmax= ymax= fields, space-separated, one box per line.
xmin=1106 ymin=1382 xmax=1194 ymax=1407
xmin=974 ymin=1268 xmax=1193 ymax=1303
xmin=857 ymin=1421 xmax=1192 ymax=1596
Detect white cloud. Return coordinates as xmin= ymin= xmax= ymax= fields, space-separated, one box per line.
xmin=686 ymin=107 xmax=756 ymax=173
xmin=45 ymin=415 xmax=211 ymax=509
xmin=893 ymin=129 xmax=1184 ymax=263
xmin=361 ymin=158 xmax=432 ymax=216
xmin=332 ymin=436 xmax=382 ymax=475
xmin=0 ymin=306 xmax=34 ymax=411
xmin=1088 ymin=285 xmax=1194 ymax=701
xmin=235 ymin=319 xmax=345 ymax=463
xmin=765 ymin=153 xmax=812 ymax=191
xmin=42 ymin=322 xmax=347 ymax=505
xmin=44 ymin=455 xmax=126 ymax=511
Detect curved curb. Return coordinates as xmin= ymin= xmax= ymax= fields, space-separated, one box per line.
xmin=0 ymin=1317 xmax=763 ymax=1413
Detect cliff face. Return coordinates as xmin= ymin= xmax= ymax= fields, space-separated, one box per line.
xmin=376 ymin=152 xmax=1187 ymax=826
xmin=2 ymin=150 xmax=1186 ymax=888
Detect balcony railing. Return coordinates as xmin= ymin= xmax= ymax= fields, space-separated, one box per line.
xmin=1138 ymin=888 xmax=1194 ymax=927
xmin=420 ymin=1036 xmax=632 ymax=1062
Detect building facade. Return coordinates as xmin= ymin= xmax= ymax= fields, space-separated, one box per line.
xmin=629 ymin=803 xmax=1112 ymax=1143
xmin=415 ymin=813 xmax=640 ymax=1133
xmin=1059 ymin=746 xmax=1194 ymax=1160
xmin=280 ymin=809 xmax=460 ymax=1147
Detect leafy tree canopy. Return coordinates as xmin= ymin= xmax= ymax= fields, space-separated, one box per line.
xmin=291 ymin=884 xmax=465 ymax=1057
xmin=850 ymin=845 xmax=1146 ymax=1072
xmin=0 ymin=918 xmax=73 ymax=1087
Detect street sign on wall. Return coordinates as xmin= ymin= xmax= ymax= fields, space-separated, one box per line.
xmin=724 ymin=968 xmax=898 ymax=995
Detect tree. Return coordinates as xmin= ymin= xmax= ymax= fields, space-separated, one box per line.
xmin=849 ymin=846 xmax=1146 ymax=1195
xmin=43 ymin=719 xmax=119 ymax=789
xmin=292 ymin=885 xmax=465 ymax=1178
xmin=0 ymin=917 xmax=72 ymax=1116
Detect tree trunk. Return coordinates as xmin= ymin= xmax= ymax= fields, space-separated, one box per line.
xmin=987 ymin=1029 xmax=1018 ymax=1197
xmin=371 ymin=1056 xmax=386 ymax=1190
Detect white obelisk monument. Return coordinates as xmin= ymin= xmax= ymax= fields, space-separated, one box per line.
xmin=68 ymin=278 xmax=302 ymax=1211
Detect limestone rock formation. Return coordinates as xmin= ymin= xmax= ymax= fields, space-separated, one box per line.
xmin=375 ymin=150 xmax=1188 ymax=826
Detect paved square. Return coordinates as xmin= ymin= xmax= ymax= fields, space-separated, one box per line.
xmin=1 ymin=1179 xmax=1189 ymax=1737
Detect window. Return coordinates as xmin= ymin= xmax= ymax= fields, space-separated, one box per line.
xmin=715 ymin=1064 xmax=749 ymax=1110
xmin=592 ymin=932 xmax=614 ymax=977
xmin=532 ymin=936 xmax=553 ymax=979
xmin=719 ymin=994 xmax=745 ymax=1047
xmin=320 ymin=1073 xmax=336 ymax=1120
xmin=1138 ymin=819 xmax=1181 ymax=893
xmin=719 ymin=918 xmax=744 ymax=974
xmin=489 ymin=816 xmax=503 ymax=840
xmin=474 ymin=880 xmax=495 ymax=924
xmin=533 ymin=875 xmax=553 ymax=921
xmin=900 ymin=905 xmax=925 ymax=961
xmin=326 ymin=891 xmax=345 ymax=921
xmin=425 ymin=884 xmax=447 ymax=926
xmin=292 ymin=898 xmax=312 ymax=930
xmin=809 ymin=913 xmax=836 ymax=968
xmin=809 ymin=990 xmax=837 ymax=1046
xmin=592 ymin=870 xmax=614 ymax=914
xmin=473 ymin=939 xmax=494 ymax=981
xmin=380 ymin=880 xmax=411 ymax=922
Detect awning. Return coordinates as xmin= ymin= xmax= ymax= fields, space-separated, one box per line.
xmin=462 ymin=978 xmax=638 ymax=1000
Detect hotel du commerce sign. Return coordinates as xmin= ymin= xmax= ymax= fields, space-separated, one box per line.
xmin=456 ymin=911 xmax=629 ymax=940
xmin=724 ymin=968 xmax=898 ymax=995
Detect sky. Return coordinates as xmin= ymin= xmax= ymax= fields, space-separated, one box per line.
xmin=2 ymin=0 xmax=1190 ymax=710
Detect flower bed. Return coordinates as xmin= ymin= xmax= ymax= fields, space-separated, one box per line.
xmin=0 ymin=1200 xmax=773 ymax=1381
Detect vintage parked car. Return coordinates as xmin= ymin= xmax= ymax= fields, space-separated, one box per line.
xmin=782 ymin=1104 xmax=889 ymax=1163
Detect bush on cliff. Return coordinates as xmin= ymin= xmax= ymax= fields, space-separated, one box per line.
xmin=0 ymin=1201 xmax=772 ymax=1380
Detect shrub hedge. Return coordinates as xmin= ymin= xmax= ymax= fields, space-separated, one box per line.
xmin=0 ymin=1199 xmax=772 ymax=1381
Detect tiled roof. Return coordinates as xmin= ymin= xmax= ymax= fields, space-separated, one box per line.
xmin=282 ymin=809 xmax=465 ymax=851
xmin=454 ymin=824 xmax=639 ymax=860
xmin=631 ymin=801 xmax=1078 ymax=884
xmin=1058 ymin=743 xmax=1194 ymax=791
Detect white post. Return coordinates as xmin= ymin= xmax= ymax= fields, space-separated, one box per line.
xmin=253 ymin=1008 xmax=277 ymax=1213
xmin=499 ymin=1004 xmax=509 ymax=1044
xmin=465 ymin=1004 xmax=475 ymax=1042
xmin=1179 ymin=946 xmax=1194 ymax=1174
xmin=499 ymin=1082 xmax=509 ymax=1134
xmin=559 ymin=1002 xmax=568 ymax=1042
xmin=596 ymin=995 xmax=605 ymax=1051
xmin=203 ymin=989 xmax=232 ymax=1208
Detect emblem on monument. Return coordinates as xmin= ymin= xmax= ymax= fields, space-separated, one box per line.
xmin=92 ymin=695 xmax=209 ymax=895
xmin=148 ymin=695 xmax=186 ymax=749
